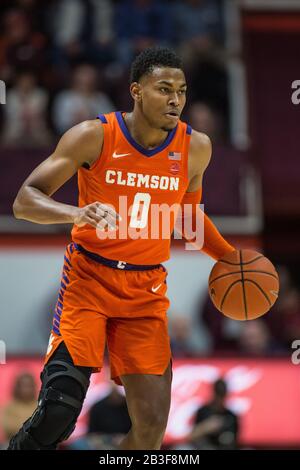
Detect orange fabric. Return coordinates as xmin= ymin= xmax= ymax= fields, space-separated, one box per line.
xmin=44 ymin=244 xmax=171 ymax=385
xmin=72 ymin=112 xmax=191 ymax=265
xmin=180 ymin=188 xmax=235 ymax=260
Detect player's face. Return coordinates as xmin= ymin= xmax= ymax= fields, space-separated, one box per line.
xmin=140 ymin=67 xmax=187 ymax=131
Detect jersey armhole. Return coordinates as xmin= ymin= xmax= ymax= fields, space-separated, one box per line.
xmin=184 ymin=122 xmax=192 ymax=187
xmin=88 ymin=116 xmax=107 ymax=172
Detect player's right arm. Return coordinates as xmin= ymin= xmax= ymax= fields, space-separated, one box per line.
xmin=13 ymin=120 xmax=118 ymax=229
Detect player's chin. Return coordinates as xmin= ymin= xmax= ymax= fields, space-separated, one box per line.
xmin=162 ymin=114 xmax=180 ymax=131
xmin=161 ymin=125 xmax=175 ymax=132
xmin=161 ymin=120 xmax=178 ymax=132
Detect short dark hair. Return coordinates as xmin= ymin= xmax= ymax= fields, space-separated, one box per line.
xmin=130 ymin=47 xmax=183 ymax=83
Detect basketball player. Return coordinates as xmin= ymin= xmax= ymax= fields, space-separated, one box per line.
xmin=9 ymin=47 xmax=235 ymax=450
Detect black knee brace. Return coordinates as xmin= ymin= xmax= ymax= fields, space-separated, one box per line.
xmin=8 ymin=360 xmax=91 ymax=450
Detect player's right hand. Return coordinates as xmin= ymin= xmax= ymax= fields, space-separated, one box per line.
xmin=72 ymin=202 xmax=121 ymax=230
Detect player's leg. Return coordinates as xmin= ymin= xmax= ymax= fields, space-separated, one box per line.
xmin=7 ymin=342 xmax=92 ymax=450
xmin=119 ymin=362 xmax=172 ymax=450
xmin=106 ymin=265 xmax=172 ymax=449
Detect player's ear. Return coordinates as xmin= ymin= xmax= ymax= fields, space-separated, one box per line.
xmin=130 ymin=82 xmax=142 ymax=102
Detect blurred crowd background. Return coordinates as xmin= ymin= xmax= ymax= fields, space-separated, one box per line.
xmin=1 ymin=0 xmax=300 ymax=450
xmin=0 ymin=0 xmax=229 ymax=146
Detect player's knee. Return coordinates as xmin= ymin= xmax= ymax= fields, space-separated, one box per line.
xmin=132 ymin=402 xmax=168 ymax=435
xmin=132 ymin=412 xmax=167 ymax=447
xmin=8 ymin=360 xmax=91 ymax=450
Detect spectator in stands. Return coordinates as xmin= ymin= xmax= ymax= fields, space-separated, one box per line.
xmin=200 ymin=293 xmax=242 ymax=353
xmin=52 ymin=64 xmax=115 ymax=135
xmin=187 ymin=58 xmax=229 ymax=132
xmin=1 ymin=372 xmax=37 ymax=444
xmin=172 ymin=0 xmax=223 ymax=67
xmin=200 ymin=293 xmax=289 ymax=356
xmin=0 ymin=8 xmax=47 ymax=84
xmin=1 ymin=0 xmax=46 ymax=27
xmin=187 ymin=101 xmax=225 ymax=143
xmin=47 ymin=0 xmax=115 ymax=68
xmin=67 ymin=383 xmax=131 ymax=450
xmin=2 ymin=71 xmax=52 ymax=147
xmin=115 ymin=0 xmax=172 ymax=66
xmin=265 ymin=265 xmax=300 ymax=348
xmin=238 ymin=319 xmax=284 ymax=357
xmin=88 ymin=383 xmax=131 ymax=446
xmin=169 ymin=313 xmax=202 ymax=358
xmin=187 ymin=378 xmax=239 ymax=450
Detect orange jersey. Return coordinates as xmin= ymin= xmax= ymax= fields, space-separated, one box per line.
xmin=71 ymin=111 xmax=191 ymax=264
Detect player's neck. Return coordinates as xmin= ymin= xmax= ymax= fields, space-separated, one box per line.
xmin=123 ymin=110 xmax=170 ymax=150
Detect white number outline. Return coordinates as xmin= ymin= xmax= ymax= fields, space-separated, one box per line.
xmin=129 ymin=192 xmax=151 ymax=229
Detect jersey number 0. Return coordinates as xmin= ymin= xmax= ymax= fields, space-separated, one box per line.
xmin=129 ymin=192 xmax=151 ymax=229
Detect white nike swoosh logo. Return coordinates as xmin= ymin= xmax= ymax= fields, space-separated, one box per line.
xmin=112 ymin=151 xmax=131 ymax=158
xmin=270 ymin=290 xmax=279 ymax=297
xmin=152 ymin=283 xmax=162 ymax=293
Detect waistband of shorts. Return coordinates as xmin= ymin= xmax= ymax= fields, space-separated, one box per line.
xmin=73 ymin=243 xmax=163 ymax=271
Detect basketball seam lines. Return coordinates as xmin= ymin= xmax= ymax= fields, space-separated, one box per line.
xmin=240 ymin=250 xmax=248 ymax=320
xmin=244 ymin=279 xmax=272 ymax=307
xmin=209 ymin=270 xmax=278 ymax=286
xmin=220 ymin=279 xmax=242 ymax=312
xmin=218 ymin=255 xmax=265 ymax=266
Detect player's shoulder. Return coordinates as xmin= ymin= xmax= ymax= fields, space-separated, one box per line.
xmin=71 ymin=119 xmax=104 ymax=140
xmin=61 ymin=119 xmax=103 ymax=149
xmin=189 ymin=129 xmax=212 ymax=153
xmin=56 ymin=120 xmax=104 ymax=167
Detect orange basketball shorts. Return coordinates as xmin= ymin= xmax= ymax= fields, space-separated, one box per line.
xmin=44 ymin=243 xmax=171 ymax=385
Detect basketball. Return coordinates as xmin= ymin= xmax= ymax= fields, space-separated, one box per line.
xmin=208 ymin=249 xmax=279 ymax=320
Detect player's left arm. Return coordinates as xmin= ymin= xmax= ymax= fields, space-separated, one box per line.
xmin=180 ymin=130 xmax=235 ymax=260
